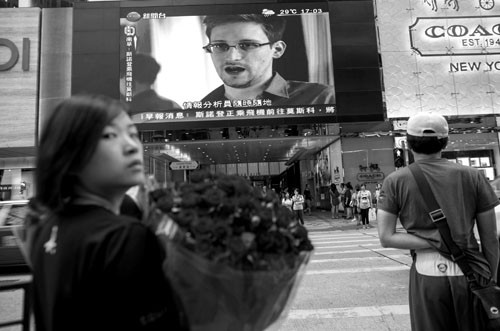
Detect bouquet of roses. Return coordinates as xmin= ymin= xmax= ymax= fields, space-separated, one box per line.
xmin=145 ymin=171 xmax=313 ymax=331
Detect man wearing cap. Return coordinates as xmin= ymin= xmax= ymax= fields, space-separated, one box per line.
xmin=377 ymin=112 xmax=499 ymax=330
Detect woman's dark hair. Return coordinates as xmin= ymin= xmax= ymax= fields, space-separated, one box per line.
xmin=203 ymin=14 xmax=287 ymax=43
xmin=35 ymin=95 xmax=127 ymax=212
xmin=407 ymin=135 xmax=448 ymax=154
xmin=330 ymin=184 xmax=338 ymax=192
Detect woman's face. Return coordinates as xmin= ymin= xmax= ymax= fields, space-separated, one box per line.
xmin=78 ymin=111 xmax=145 ymax=195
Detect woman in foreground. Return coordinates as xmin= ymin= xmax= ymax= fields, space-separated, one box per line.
xmin=28 ymin=95 xmax=186 ymax=331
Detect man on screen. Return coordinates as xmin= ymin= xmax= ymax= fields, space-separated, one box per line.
xmin=201 ymin=14 xmax=335 ymax=106
xmin=125 ymin=53 xmax=181 ymax=115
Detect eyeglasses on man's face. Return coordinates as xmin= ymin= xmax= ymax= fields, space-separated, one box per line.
xmin=203 ymin=42 xmax=272 ymax=54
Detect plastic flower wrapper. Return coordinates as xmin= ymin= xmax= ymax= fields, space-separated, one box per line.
xmin=145 ymin=171 xmax=314 ymax=331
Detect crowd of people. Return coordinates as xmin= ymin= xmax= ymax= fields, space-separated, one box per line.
xmin=276 ymin=181 xmax=382 ymax=230
xmin=327 ymin=181 xmax=381 ymax=229
xmin=279 ymin=187 xmax=306 ymax=225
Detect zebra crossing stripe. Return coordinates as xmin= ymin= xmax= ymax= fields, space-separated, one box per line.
xmin=310 ymin=255 xmax=408 ymax=263
xmin=308 ymin=233 xmax=369 ymax=238
xmin=310 ymin=236 xmax=378 ymax=241
xmin=313 ymin=243 xmax=380 ymax=249
xmin=306 ymin=266 xmax=409 ymax=275
xmin=287 ymin=304 xmax=409 ymax=319
xmin=313 ymin=248 xmax=398 ymax=255
xmin=313 ymin=238 xmax=381 ymax=245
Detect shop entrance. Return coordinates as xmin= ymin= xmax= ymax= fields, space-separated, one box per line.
xmin=140 ymin=123 xmax=338 ymax=192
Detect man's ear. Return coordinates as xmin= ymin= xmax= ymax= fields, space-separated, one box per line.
xmin=272 ymin=41 xmax=287 ymax=59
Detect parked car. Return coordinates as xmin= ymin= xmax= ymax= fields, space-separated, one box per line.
xmin=0 ymin=200 xmax=30 ymax=273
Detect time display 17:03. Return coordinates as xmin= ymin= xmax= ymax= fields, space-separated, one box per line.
xmin=279 ymin=8 xmax=323 ymax=15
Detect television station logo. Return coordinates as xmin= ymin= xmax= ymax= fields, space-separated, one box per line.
xmin=124 ymin=25 xmax=138 ymax=51
xmin=126 ymin=11 xmax=141 ymax=22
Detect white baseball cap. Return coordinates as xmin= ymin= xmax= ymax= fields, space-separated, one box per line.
xmin=407 ymin=112 xmax=448 ymax=138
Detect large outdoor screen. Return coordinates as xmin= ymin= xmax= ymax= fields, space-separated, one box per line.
xmin=119 ymin=2 xmax=336 ymax=125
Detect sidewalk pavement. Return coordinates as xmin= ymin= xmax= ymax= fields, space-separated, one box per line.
xmin=302 ymin=209 xmax=379 ymax=232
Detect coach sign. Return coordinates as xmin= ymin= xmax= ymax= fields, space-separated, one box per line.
xmin=410 ymin=16 xmax=500 ymax=57
xmin=0 ymin=8 xmax=40 ymax=148
xmin=377 ymin=0 xmax=500 ymax=118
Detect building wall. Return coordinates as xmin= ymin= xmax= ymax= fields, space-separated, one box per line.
xmin=328 ymin=138 xmax=343 ymax=185
xmin=0 ymin=8 xmax=40 ymax=148
xmin=341 ymin=136 xmax=394 ymax=192
xmin=39 ymin=8 xmax=73 ymax=129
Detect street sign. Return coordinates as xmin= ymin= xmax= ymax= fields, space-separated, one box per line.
xmin=170 ymin=161 xmax=199 ymax=170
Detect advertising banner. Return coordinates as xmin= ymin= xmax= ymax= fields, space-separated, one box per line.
xmin=0 ymin=8 xmax=40 ymax=148
xmin=377 ymin=0 xmax=500 ymax=118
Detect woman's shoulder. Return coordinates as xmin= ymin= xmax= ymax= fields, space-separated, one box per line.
xmin=61 ymin=205 xmax=149 ymax=238
xmin=32 ymin=206 xmax=154 ymax=264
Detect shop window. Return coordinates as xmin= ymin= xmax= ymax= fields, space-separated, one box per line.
xmin=443 ymin=150 xmax=495 ymax=180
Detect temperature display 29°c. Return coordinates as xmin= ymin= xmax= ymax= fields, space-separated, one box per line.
xmin=279 ymin=8 xmax=323 ymax=15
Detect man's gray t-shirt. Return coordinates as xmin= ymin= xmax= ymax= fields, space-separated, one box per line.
xmin=378 ymin=158 xmax=499 ymax=277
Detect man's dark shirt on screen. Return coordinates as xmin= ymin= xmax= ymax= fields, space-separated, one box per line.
xmin=128 ymin=89 xmax=181 ymax=116
xmin=201 ymin=72 xmax=335 ymax=106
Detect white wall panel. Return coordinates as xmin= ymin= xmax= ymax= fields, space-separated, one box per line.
xmin=376 ymin=0 xmax=500 ymax=118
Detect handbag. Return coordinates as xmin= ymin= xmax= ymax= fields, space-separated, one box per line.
xmin=368 ymin=208 xmax=376 ymax=222
xmin=349 ymin=193 xmax=356 ymax=207
xmin=409 ymin=163 xmax=500 ymax=329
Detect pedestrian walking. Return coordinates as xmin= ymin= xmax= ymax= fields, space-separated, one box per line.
xmin=378 ymin=112 xmax=499 ymax=331
xmin=351 ymin=184 xmax=361 ymax=225
xmin=329 ymin=183 xmax=340 ymax=219
xmin=26 ymin=95 xmax=187 ymax=331
xmin=292 ymin=188 xmax=305 ymax=225
xmin=303 ymin=184 xmax=312 ymax=215
xmin=339 ymin=183 xmax=346 ymax=218
xmin=282 ymin=192 xmax=293 ymax=211
xmin=357 ymin=184 xmax=372 ymax=229
xmin=261 ymin=185 xmax=268 ymax=197
xmin=374 ymin=183 xmax=382 ymax=214
xmin=344 ymin=182 xmax=353 ymax=219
